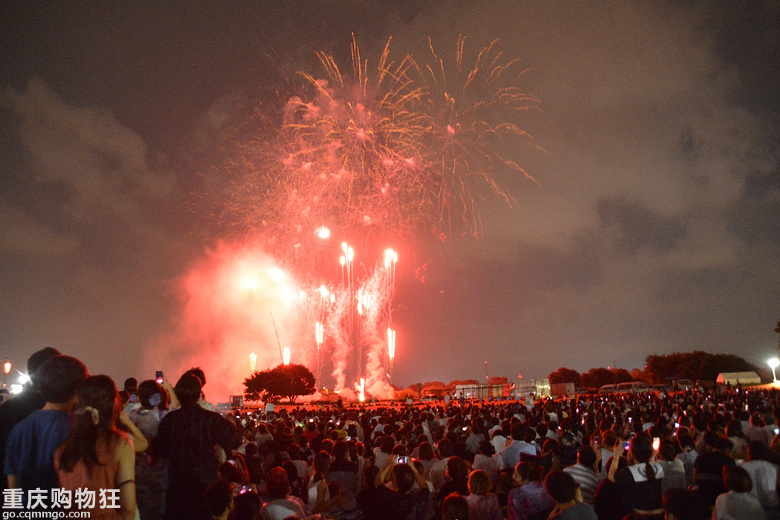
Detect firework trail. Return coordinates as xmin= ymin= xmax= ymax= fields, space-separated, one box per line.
xmin=415 ymin=36 xmax=543 ymax=235
xmin=198 ymin=35 xmax=541 ymax=398
xmin=222 ymin=35 xmax=540 ymax=257
xmin=358 ymin=265 xmax=395 ymax=397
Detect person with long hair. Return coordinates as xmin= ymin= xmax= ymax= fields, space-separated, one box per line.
xmin=55 ymin=375 xmax=139 ymax=520
xmin=608 ymin=434 xmax=665 ymax=520
xmin=416 ymin=441 xmax=437 ymax=481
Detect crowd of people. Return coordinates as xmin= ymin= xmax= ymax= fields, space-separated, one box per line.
xmin=3 ymin=347 xmax=780 ymax=520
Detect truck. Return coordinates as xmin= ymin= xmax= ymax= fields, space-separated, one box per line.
xmin=550 ymin=382 xmax=575 ymax=398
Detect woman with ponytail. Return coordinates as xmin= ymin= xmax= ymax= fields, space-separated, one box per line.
xmin=55 ymin=375 xmax=138 ymax=520
xmin=608 ymin=433 xmax=665 ymax=520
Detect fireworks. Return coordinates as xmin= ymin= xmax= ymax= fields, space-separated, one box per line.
xmin=221 ymin=35 xmax=540 ymax=261
xmin=414 ymin=36 xmax=543 ymax=234
xmin=199 ymin=35 xmax=541 ymax=399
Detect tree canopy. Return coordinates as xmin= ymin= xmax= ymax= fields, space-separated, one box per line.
xmin=244 ymin=363 xmax=316 ymax=403
xmin=547 ymin=367 xmax=582 ymax=386
xmin=544 ymin=351 xmax=758 ymax=390
xmin=644 ymin=351 xmax=758 ymax=383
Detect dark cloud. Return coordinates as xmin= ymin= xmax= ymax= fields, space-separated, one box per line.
xmin=597 ymin=198 xmax=687 ymax=255
xmin=726 ymin=195 xmax=780 ymax=247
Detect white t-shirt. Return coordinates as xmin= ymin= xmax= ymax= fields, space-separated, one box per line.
xmin=713 ymin=491 xmax=767 ymax=520
xmin=741 ymin=459 xmax=780 ymax=507
xmin=261 ymin=497 xmax=307 ymax=520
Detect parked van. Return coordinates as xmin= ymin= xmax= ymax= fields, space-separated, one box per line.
xmin=599 ymin=384 xmax=616 ymax=394
xmin=615 ymin=381 xmax=650 ymax=394
xmin=675 ymin=379 xmax=694 ymax=390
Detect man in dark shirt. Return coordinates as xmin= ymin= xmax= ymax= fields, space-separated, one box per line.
xmin=151 ymin=372 xmax=241 ymax=520
xmin=327 ymin=440 xmax=360 ymax=511
xmin=693 ymin=434 xmax=735 ymax=508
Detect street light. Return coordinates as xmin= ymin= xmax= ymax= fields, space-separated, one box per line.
xmin=768 ymin=357 xmax=779 ymax=383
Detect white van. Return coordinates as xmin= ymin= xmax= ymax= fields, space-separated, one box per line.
xmin=615 ymin=381 xmax=650 ymax=394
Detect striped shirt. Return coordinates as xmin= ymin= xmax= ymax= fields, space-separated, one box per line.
xmin=563 ymin=463 xmax=600 ymax=505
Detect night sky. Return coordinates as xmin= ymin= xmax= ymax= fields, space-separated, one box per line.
xmin=2 ymin=2 xmax=779 ymax=401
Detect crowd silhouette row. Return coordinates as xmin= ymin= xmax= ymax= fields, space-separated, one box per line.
xmin=2 ymin=347 xmax=780 ymax=520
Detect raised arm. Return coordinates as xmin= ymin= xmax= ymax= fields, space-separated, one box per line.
xmin=162 ymin=379 xmax=180 ymax=409
xmin=375 ymin=456 xmax=397 ymax=489
xmin=119 ymin=410 xmax=149 ymax=453
xmin=115 ymin=437 xmax=137 ymax=520
xmin=607 ymin=442 xmax=624 ymax=483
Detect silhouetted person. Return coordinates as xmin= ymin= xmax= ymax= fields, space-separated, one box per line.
xmin=0 ymin=347 xmax=60 ymax=493
xmin=151 ymin=372 xmax=241 ymax=520
xmin=4 ymin=354 xmax=88 ymax=500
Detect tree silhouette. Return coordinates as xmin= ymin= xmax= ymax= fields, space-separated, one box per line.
xmin=547 ymin=367 xmax=582 ymax=386
xmin=775 ymin=319 xmax=780 ymax=353
xmin=644 ymin=351 xmax=757 ymax=382
xmin=244 ymin=363 xmax=316 ymax=403
xmin=581 ymin=368 xmax=614 ymax=389
xmin=611 ymin=368 xmax=634 ymax=384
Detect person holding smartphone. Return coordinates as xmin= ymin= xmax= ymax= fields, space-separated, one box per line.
xmin=127 ymin=378 xmax=178 ymax=520
xmin=373 ymin=455 xmax=430 ymax=520
xmin=608 ymin=435 xmax=666 ymax=518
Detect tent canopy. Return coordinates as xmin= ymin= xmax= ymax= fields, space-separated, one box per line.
xmin=716 ymin=371 xmax=761 ymax=385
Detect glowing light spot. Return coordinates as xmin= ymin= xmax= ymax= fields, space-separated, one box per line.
xmin=384 ymin=249 xmax=398 ymax=269
xmin=280 ymin=285 xmax=294 ymax=304
xmin=241 ymin=277 xmax=259 ymax=291
xmin=315 ymin=322 xmax=324 ymax=346
xmin=315 ymin=226 xmax=331 ymax=239
xmin=268 ymin=268 xmax=286 ymax=283
xmin=387 ymin=328 xmax=396 ymax=360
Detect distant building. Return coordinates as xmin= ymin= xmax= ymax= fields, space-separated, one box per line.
xmin=455 ymin=382 xmax=514 ymax=399
xmin=716 ymin=371 xmax=761 ymax=385
xmin=514 ymin=378 xmax=550 ymax=398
